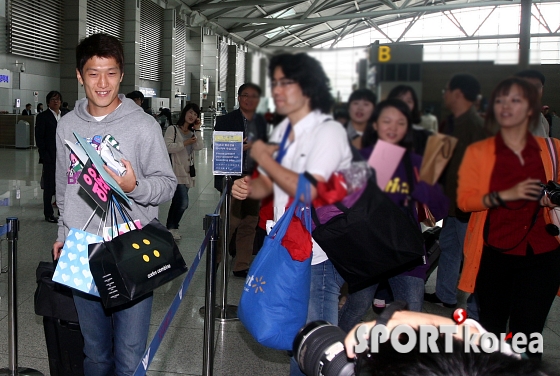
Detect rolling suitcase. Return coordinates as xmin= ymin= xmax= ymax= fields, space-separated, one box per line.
xmin=42 ymin=317 xmax=85 ymax=376
xmin=35 ymin=261 xmax=85 ymax=376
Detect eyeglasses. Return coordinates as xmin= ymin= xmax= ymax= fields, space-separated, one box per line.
xmin=239 ymin=94 xmax=260 ymax=100
xmin=270 ymin=79 xmax=297 ymax=89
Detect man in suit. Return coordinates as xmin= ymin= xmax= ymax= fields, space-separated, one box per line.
xmin=35 ymin=91 xmax=64 ymax=222
xmin=22 ymin=103 xmax=32 ymax=115
xmin=214 ymin=83 xmax=268 ymax=277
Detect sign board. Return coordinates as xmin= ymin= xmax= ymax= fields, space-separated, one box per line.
xmin=0 ymin=69 xmax=12 ymax=89
xmin=34 ymin=91 xmax=39 ymax=103
xmin=369 ymin=44 xmax=423 ymax=64
xmin=212 ymin=131 xmax=243 ymax=176
xmin=139 ymin=87 xmax=157 ymax=98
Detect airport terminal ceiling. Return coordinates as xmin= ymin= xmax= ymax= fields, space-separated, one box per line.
xmin=170 ymin=0 xmax=560 ymax=51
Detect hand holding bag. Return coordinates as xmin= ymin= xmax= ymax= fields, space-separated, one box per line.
xmin=52 ymin=210 xmax=103 ymax=296
xmin=88 ymin=196 xmax=188 ymax=309
xmin=238 ymin=175 xmax=312 ymax=350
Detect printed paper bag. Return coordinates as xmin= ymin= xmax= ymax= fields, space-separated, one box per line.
xmin=89 ymin=218 xmax=188 ymax=309
xmin=53 ymin=228 xmax=103 ymax=296
xmin=419 ymin=134 xmax=458 ymax=185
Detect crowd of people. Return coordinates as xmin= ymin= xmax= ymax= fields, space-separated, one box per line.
xmin=228 ymin=60 xmax=560 ymax=375
xmin=40 ymin=30 xmax=559 ymax=375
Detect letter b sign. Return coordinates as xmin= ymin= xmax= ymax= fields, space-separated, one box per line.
xmin=378 ymin=46 xmax=391 ymax=62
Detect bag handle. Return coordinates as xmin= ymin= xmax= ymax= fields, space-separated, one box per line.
xmin=269 ymin=174 xmax=312 ymax=241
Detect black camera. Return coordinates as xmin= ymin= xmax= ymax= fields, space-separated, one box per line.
xmin=542 ymin=180 xmax=560 ymax=205
xmin=293 ymin=321 xmax=356 ymax=376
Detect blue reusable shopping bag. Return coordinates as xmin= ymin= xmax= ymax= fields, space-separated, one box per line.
xmin=238 ymin=175 xmax=312 ymax=350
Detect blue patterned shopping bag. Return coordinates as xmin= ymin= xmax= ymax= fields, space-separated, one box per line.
xmin=53 ymin=228 xmax=102 ymax=296
xmin=238 ymin=175 xmax=312 ymax=350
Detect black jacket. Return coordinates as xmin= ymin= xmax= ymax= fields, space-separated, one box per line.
xmin=214 ymin=109 xmax=268 ymax=191
xmin=35 ymin=110 xmax=60 ymax=165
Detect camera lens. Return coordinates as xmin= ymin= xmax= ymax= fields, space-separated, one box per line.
xmin=293 ymin=320 xmax=356 ymax=376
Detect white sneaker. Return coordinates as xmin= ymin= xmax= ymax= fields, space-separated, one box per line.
xmin=169 ymin=229 xmax=181 ymax=240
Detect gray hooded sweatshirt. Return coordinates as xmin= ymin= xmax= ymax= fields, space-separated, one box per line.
xmin=55 ymin=94 xmax=177 ymax=243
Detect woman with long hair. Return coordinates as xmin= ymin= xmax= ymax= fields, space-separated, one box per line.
xmin=457 ymin=77 xmax=560 ymax=359
xmin=338 ymin=99 xmax=448 ymax=332
xmin=164 ymin=103 xmax=203 ymax=240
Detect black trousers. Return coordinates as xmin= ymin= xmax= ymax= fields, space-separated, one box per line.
xmin=475 ymin=245 xmax=560 ymax=358
xmin=42 ymin=163 xmax=56 ymax=218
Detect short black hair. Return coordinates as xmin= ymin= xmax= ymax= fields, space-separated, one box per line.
xmin=362 ymin=98 xmax=414 ymax=151
xmin=126 ymin=91 xmax=144 ymax=101
xmin=46 ymin=91 xmax=62 ymax=104
xmin=25 ymin=103 xmax=31 ymax=108
xmin=238 ymin=83 xmax=262 ymax=96
xmin=348 ymin=89 xmax=377 ymax=107
xmin=269 ymin=53 xmax=334 ymax=114
xmin=387 ymin=85 xmax=421 ymax=124
xmin=515 ymin=69 xmax=545 ymax=86
xmin=448 ymin=74 xmax=480 ymax=102
xmin=76 ymin=33 xmax=124 ymax=76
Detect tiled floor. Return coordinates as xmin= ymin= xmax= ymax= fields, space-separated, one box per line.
xmin=0 ymin=128 xmax=559 ymax=375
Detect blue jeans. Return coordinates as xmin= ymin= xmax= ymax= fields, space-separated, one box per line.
xmin=338 ymin=275 xmax=424 ymax=333
xmin=166 ymin=184 xmax=189 ymax=229
xmin=290 ymin=259 xmax=345 ymax=376
xmin=435 ymin=216 xmax=468 ymax=305
xmin=73 ymin=292 xmax=153 ymax=376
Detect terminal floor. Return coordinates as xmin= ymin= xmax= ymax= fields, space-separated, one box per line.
xmin=1 ymin=129 xmax=560 ymax=375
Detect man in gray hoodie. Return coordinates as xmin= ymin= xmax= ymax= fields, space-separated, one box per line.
xmin=52 ymin=33 xmax=176 ymax=375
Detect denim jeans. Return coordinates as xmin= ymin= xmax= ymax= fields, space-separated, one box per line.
xmin=338 ymin=274 xmax=424 ymax=333
xmin=73 ymin=292 xmax=153 ymax=376
xmin=435 ymin=216 xmax=468 ymax=305
xmin=290 ymin=259 xmax=345 ymax=376
xmin=166 ymin=184 xmax=189 ymax=229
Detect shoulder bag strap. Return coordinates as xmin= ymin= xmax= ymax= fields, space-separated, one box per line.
xmin=402 ymin=152 xmax=418 ymax=223
xmin=546 ymin=137 xmax=558 ymax=179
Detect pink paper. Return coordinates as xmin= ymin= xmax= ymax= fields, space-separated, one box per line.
xmin=367 ymin=140 xmax=406 ymax=190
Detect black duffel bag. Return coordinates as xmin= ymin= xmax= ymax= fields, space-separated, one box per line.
xmin=34 ymin=261 xmax=79 ymax=322
xmin=311 ymin=174 xmax=425 ymax=293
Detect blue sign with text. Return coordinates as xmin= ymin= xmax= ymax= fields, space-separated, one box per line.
xmin=213 ymin=131 xmax=243 ymax=175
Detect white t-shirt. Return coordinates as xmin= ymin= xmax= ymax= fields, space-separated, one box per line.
xmin=268 ymin=110 xmax=352 ymax=265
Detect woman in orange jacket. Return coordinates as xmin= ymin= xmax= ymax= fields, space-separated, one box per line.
xmin=457 ymin=77 xmax=560 ymax=359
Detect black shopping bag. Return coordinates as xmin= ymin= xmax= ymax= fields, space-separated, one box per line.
xmin=89 ymin=218 xmax=188 ymax=309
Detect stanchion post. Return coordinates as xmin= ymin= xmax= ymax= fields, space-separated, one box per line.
xmin=0 ymin=218 xmax=43 ymax=376
xmin=202 ymin=214 xmax=219 ymax=376
xmin=217 ymin=176 xmax=238 ymax=321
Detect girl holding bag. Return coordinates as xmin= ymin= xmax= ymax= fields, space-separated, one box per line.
xmin=338 ymin=99 xmax=448 ymax=333
xmin=164 ymin=103 xmax=203 ymax=240
xmin=457 ymin=77 xmax=560 ymax=359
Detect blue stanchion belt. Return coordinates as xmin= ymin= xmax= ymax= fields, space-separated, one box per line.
xmin=0 ymin=225 xmax=6 ymax=237
xmin=133 ymin=189 xmax=226 ymax=376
